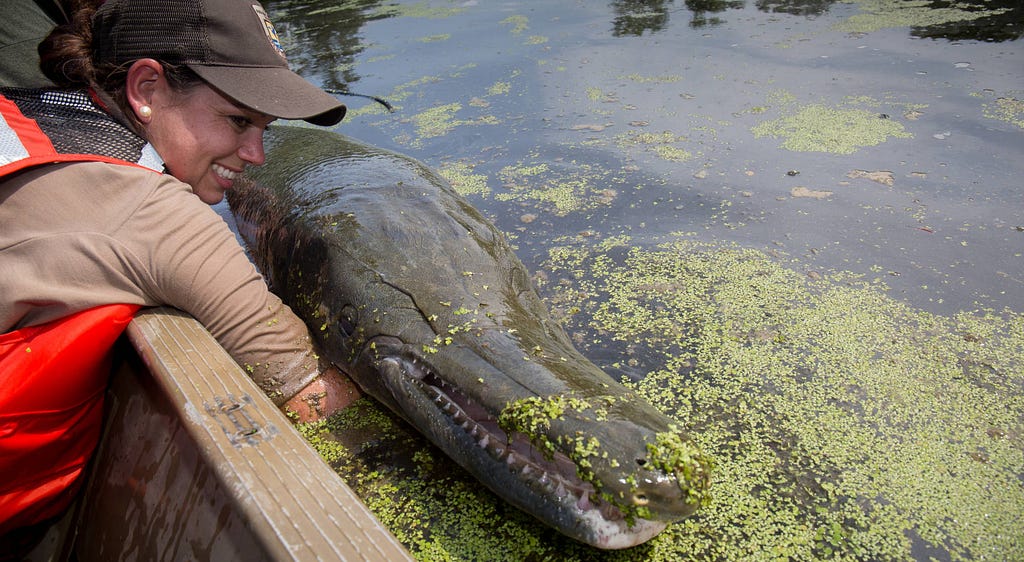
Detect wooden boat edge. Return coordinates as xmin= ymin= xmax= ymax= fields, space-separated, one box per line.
xmin=27 ymin=306 xmax=412 ymax=561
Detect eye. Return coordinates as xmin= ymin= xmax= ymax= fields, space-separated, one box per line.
xmin=334 ymin=305 xmax=358 ymax=337
xmin=229 ymin=115 xmax=250 ymax=128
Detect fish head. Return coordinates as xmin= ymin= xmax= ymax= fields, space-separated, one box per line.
xmin=230 ymin=126 xmax=712 ymax=549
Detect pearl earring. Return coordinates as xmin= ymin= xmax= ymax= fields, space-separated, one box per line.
xmin=138 ymin=105 xmax=152 ymax=119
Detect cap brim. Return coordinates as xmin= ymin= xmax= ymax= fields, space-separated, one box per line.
xmin=189 ymin=65 xmax=346 ymax=126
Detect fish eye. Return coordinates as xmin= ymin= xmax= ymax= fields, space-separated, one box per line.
xmin=335 ymin=305 xmax=358 ymax=337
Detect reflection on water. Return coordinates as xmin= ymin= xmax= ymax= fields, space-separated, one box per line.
xmin=269 ymin=0 xmax=1024 ymax=98
xmin=609 ymin=0 xmax=1024 ymax=39
xmin=271 ymin=0 xmax=1023 ymax=93
xmin=909 ymin=0 xmax=1024 ymax=42
xmin=632 ymin=0 xmax=1017 ymax=40
xmin=268 ymin=0 xmax=387 ymax=89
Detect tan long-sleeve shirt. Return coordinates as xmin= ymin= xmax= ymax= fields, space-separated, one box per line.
xmin=0 ymin=160 xmax=318 ymax=404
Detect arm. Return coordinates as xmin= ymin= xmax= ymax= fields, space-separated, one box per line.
xmin=130 ymin=172 xmax=363 ymax=420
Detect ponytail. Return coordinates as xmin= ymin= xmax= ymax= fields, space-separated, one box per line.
xmin=38 ymin=1 xmax=100 ymax=88
xmin=37 ymin=0 xmax=204 ymax=131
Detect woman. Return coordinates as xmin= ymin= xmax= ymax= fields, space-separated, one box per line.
xmin=0 ymin=0 xmax=360 ymax=537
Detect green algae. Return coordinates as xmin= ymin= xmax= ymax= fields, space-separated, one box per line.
xmin=375 ymin=2 xmax=466 ymax=20
xmin=417 ymin=34 xmax=451 ymax=43
xmin=495 ymin=162 xmax=620 ymax=215
xmin=752 ymin=103 xmax=913 ymax=154
xmin=587 ymin=87 xmax=609 ymax=102
xmin=616 ymin=131 xmax=693 ymax=163
xmin=651 ymin=145 xmax=692 ymax=162
xmin=835 ymin=0 xmax=1010 ymax=34
xmin=411 ymin=103 xmax=462 ymax=141
xmin=486 ymin=80 xmax=511 ymax=96
xmin=977 ymin=92 xmax=1024 ymax=130
xmin=551 ymin=238 xmax=1024 ymax=561
xmin=622 ymin=73 xmax=683 ymax=84
xmin=300 ymin=235 xmax=1023 ymax=561
xmin=500 ymin=15 xmax=529 ymax=35
xmin=403 ymin=102 xmax=500 ymax=148
xmin=645 ymin=431 xmax=713 ymax=509
xmin=438 ymin=161 xmax=491 ymax=198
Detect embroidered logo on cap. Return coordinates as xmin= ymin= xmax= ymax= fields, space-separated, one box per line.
xmin=252 ymin=4 xmax=287 ymax=61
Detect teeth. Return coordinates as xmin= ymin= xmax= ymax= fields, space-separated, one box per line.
xmin=405 ymin=358 xmax=613 ymax=520
xmin=212 ymin=163 xmax=238 ymax=180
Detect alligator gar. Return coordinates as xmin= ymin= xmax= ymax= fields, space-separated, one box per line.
xmin=227 ymin=126 xmax=711 ymax=550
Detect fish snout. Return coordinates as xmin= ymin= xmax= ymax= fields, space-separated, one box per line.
xmin=629 ymin=430 xmax=713 ymax=521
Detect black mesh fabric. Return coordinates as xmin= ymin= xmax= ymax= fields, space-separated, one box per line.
xmin=93 ymin=0 xmax=209 ymax=66
xmin=1 ymin=87 xmax=150 ymax=163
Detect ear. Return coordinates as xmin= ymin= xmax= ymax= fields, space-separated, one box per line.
xmin=124 ymin=59 xmax=164 ymax=123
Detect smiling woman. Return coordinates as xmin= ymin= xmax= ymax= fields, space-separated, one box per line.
xmin=0 ymin=0 xmax=359 ymax=544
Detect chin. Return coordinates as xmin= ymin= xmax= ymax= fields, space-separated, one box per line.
xmin=196 ymin=186 xmax=227 ymax=205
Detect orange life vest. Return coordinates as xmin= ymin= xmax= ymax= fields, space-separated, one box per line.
xmin=0 ymin=304 xmax=140 ymax=535
xmin=0 ymin=91 xmax=159 ymax=535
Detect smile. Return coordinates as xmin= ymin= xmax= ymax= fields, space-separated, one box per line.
xmin=212 ymin=163 xmax=239 ymax=182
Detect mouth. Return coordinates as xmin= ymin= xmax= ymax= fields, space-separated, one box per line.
xmin=380 ymin=355 xmax=656 ymax=535
xmin=212 ymin=163 xmax=240 ymax=187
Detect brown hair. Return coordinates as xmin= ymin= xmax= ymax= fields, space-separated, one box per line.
xmin=37 ymin=0 xmax=203 ymax=124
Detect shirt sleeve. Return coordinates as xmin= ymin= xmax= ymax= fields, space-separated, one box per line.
xmin=126 ymin=172 xmax=321 ymax=404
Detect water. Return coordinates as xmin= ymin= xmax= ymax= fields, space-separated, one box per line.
xmin=262 ymin=0 xmax=1022 ymax=317
xmin=254 ymin=2 xmax=1024 ymax=560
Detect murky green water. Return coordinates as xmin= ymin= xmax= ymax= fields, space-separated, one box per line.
xmin=257 ymin=1 xmax=1023 ymax=560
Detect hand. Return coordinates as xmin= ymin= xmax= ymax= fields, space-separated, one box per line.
xmin=283 ymin=365 xmax=362 ymax=422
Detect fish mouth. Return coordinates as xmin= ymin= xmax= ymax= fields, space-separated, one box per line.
xmin=374 ymin=350 xmax=670 ymax=549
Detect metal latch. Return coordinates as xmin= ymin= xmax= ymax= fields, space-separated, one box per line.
xmin=205 ymin=394 xmax=280 ymax=448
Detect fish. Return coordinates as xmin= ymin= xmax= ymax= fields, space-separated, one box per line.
xmin=227 ymin=126 xmax=711 ymax=550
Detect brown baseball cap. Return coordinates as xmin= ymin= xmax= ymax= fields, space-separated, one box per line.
xmin=92 ymin=0 xmax=346 ymax=126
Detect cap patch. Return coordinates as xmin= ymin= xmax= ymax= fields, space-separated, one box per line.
xmin=251 ymin=4 xmax=287 ymax=61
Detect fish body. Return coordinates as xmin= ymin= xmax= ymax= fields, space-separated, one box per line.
xmin=228 ymin=126 xmax=710 ymax=549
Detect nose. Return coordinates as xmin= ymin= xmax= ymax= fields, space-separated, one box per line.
xmin=239 ymin=129 xmax=267 ymax=167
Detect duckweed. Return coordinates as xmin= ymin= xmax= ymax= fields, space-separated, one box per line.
xmin=301 ymin=238 xmax=1022 ymax=561
xmin=495 ymin=162 xmax=619 ymax=215
xmin=500 ymin=15 xmax=529 ymax=35
xmin=980 ymin=93 xmax=1024 ymax=129
xmin=438 ymin=161 xmax=490 ymax=197
xmin=752 ymin=103 xmax=912 ymax=154
xmin=411 ymin=103 xmax=462 ymax=142
xmin=645 ymin=431 xmax=713 ymax=508
xmin=375 ymin=2 xmax=466 ymax=20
